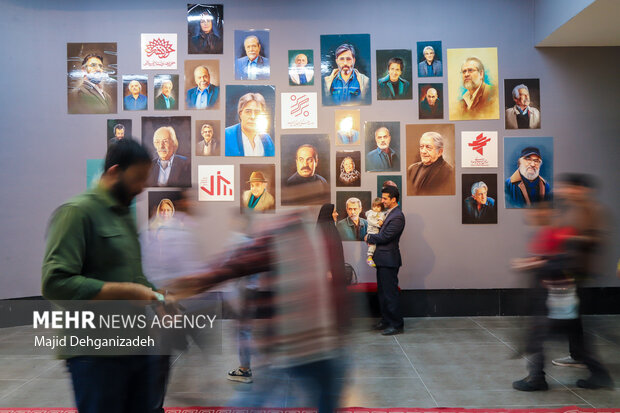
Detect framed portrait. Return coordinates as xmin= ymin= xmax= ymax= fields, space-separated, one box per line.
xmin=405 ymin=123 xmax=455 ymax=196
xmin=462 ymin=174 xmax=498 ymax=224
xmin=336 ymin=151 xmax=361 ymax=187
xmin=280 ymin=134 xmax=331 ymax=206
xmin=320 ymin=34 xmax=371 ymax=107
xmin=504 ymin=137 xmax=554 ymax=209
xmin=447 ymin=47 xmax=499 ymax=120
xmin=234 ymin=30 xmax=270 ymax=80
xmin=184 ymin=60 xmax=220 ymax=110
xmin=376 ymin=49 xmax=413 ymax=100
xmin=335 ymin=109 xmax=361 ymax=145
xmin=461 ymin=131 xmax=498 ymax=168
xmin=364 ymin=121 xmax=401 ymax=172
xmin=225 ymin=85 xmax=276 ymax=157
xmin=288 ymin=49 xmax=314 ymax=86
xmin=196 ymin=119 xmax=221 ymax=156
xmin=335 ymin=191 xmax=371 ymax=242
xmin=147 ymin=190 xmax=184 ymax=222
xmin=418 ymin=83 xmax=444 ymax=120
xmin=504 ymin=78 xmax=541 ymax=129
xmin=187 ymin=4 xmax=224 ymax=54
xmin=106 ymin=119 xmax=132 ymax=147
xmin=67 ymin=42 xmax=117 ymax=114
xmin=239 ymin=164 xmax=276 ymax=213
xmin=416 ymin=41 xmax=443 ymax=77
xmin=377 ymin=176 xmax=403 ymax=206
xmin=122 ymin=75 xmax=148 ymax=111
xmin=154 ymin=74 xmax=179 ymax=111
xmin=142 ymin=116 xmax=192 ymax=188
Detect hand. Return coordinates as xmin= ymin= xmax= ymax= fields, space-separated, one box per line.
xmin=377 ymin=220 xmax=383 ymax=227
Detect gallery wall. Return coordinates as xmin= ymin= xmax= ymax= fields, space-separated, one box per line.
xmin=1 ymin=0 xmax=619 ymax=299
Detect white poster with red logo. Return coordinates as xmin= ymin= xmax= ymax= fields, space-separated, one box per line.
xmin=198 ymin=165 xmax=234 ymax=201
xmin=281 ymin=92 xmax=318 ymax=129
xmin=141 ymin=34 xmax=177 ymax=70
xmin=461 ymin=131 xmax=498 ymax=168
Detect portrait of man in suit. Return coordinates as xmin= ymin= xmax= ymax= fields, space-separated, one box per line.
xmin=336 ymin=197 xmax=368 ymax=241
xmin=505 ymin=80 xmax=541 ymax=129
xmin=242 ymin=171 xmax=275 ymax=212
xmin=186 ymin=65 xmax=219 ymax=109
xmin=69 ymin=52 xmax=115 ymax=114
xmin=225 ymin=92 xmax=274 ymax=157
xmin=366 ymin=125 xmax=400 ymax=172
xmin=154 ymin=77 xmax=178 ymax=110
xmin=147 ymin=126 xmax=191 ymax=188
xmin=235 ymin=32 xmax=270 ymax=80
xmin=196 ymin=122 xmax=219 ymax=156
xmin=407 ymin=130 xmax=455 ymax=196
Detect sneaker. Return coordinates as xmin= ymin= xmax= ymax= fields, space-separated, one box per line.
xmin=512 ymin=375 xmax=549 ymax=391
xmin=577 ymin=373 xmax=613 ymax=389
xmin=227 ymin=367 xmax=253 ymax=383
xmin=366 ymin=257 xmax=376 ymax=267
xmin=551 ymin=356 xmax=587 ymax=369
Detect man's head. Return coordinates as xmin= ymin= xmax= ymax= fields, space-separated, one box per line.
xmin=387 ymin=57 xmax=403 ymax=82
xmin=335 ymin=44 xmax=356 ymax=76
xmin=103 ymin=139 xmax=152 ymax=206
xmin=201 ymin=123 xmax=214 ymax=143
xmin=244 ymin=35 xmax=261 ymax=61
xmin=518 ymin=147 xmax=543 ymax=181
xmin=345 ymin=197 xmax=362 ymax=220
xmin=295 ymin=144 xmax=318 ymax=178
xmin=342 ymin=157 xmax=355 ymax=173
xmin=419 ymin=131 xmax=444 ymax=166
xmin=113 ymin=124 xmax=125 ymax=139
xmin=237 ymin=93 xmax=267 ymax=135
xmin=247 ymin=171 xmax=268 ymax=198
xmin=199 ymin=12 xmax=214 ymax=34
xmin=461 ymin=57 xmax=484 ymax=91
xmin=160 ymin=80 xmax=173 ymax=97
xmin=381 ymin=185 xmax=400 ymax=209
xmin=374 ymin=127 xmax=391 ymax=151
xmin=471 ymin=181 xmax=488 ymax=206
xmin=512 ymin=84 xmax=530 ymax=110
xmin=194 ymin=66 xmax=211 ymax=91
xmin=556 ymin=173 xmax=596 ymax=202
xmin=423 ymin=46 xmax=435 ymax=64
xmin=128 ymin=80 xmax=142 ymax=96
xmin=425 ymin=88 xmax=438 ymax=106
xmin=294 ymin=53 xmax=308 ymax=67
xmin=153 ymin=126 xmax=179 ymax=161
xmin=82 ymin=54 xmax=105 ymax=84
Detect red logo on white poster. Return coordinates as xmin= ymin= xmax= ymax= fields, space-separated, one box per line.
xmin=201 ymin=171 xmax=232 ymax=196
xmin=145 ymin=38 xmax=176 ymax=59
xmin=468 ymin=132 xmax=491 ymax=155
xmin=290 ymin=94 xmax=310 ymax=118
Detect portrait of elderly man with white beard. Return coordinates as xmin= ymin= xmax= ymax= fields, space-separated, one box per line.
xmin=505 ymin=146 xmax=552 ymax=208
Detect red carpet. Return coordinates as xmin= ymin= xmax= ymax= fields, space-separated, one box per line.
xmin=0 ymin=408 xmax=618 ymax=413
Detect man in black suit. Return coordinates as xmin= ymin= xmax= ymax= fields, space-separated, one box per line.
xmin=365 ymin=185 xmax=406 ymax=335
xmin=147 ymin=126 xmax=191 ymax=187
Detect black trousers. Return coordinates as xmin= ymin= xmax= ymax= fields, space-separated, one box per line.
xmin=376 ymin=266 xmax=403 ymax=329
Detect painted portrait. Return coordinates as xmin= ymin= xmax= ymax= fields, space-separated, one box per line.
xmin=335 ymin=191 xmax=371 ymax=242
xmin=142 ymin=116 xmax=192 ymax=188
xmin=504 ymin=78 xmax=541 ymax=129
xmin=376 ymin=49 xmax=413 ymax=100
xmin=288 ymin=49 xmax=314 ymax=86
xmin=364 ymin=121 xmax=401 ymax=172
xmin=122 ymin=75 xmax=148 ymax=111
xmin=184 ymin=59 xmax=220 ymax=110
xmin=447 ymin=47 xmax=499 ymax=120
xmin=405 ymin=123 xmax=455 ymax=196
xmin=67 ymin=43 xmax=117 ymax=114
xmin=280 ymin=134 xmax=331 ymax=206
xmin=239 ymin=164 xmax=276 ymax=213
xmin=195 ymin=119 xmax=221 ymax=156
xmin=225 ymin=85 xmax=276 ymax=157
xmin=320 ymin=34 xmax=371 ymax=107
xmin=107 ymin=119 xmax=132 ymax=147
xmin=417 ymin=41 xmax=443 ymax=77
xmin=418 ymin=83 xmax=444 ymax=120
xmin=234 ymin=30 xmax=270 ymax=80
xmin=336 ymin=151 xmax=361 ymax=187
xmin=377 ymin=176 xmax=403 ymax=206
xmin=187 ymin=4 xmax=224 ymax=54
xmin=462 ymin=174 xmax=498 ymax=224
xmin=154 ymin=74 xmax=179 ymax=111
xmin=147 ymin=190 xmax=184 ymax=223
xmin=335 ymin=109 xmax=361 ymax=146
xmin=504 ymin=137 xmax=554 ymax=209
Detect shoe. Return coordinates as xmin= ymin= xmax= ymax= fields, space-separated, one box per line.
xmin=577 ymin=374 xmax=613 ymax=389
xmin=366 ymin=257 xmax=376 ymax=267
xmin=372 ymin=321 xmax=389 ymax=330
xmin=551 ymin=356 xmax=587 ymax=369
xmin=512 ymin=375 xmax=549 ymax=391
xmin=227 ymin=367 xmax=253 ymax=383
xmin=381 ymin=327 xmax=403 ymax=336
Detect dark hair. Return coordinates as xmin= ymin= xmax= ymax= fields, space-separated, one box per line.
xmin=81 ymin=53 xmax=103 ymax=66
xmin=381 ymin=185 xmax=400 ymax=202
xmin=387 ymin=57 xmax=404 ymax=71
xmin=317 ymin=203 xmax=335 ymax=225
xmin=113 ymin=124 xmax=125 ymax=133
xmin=104 ymin=138 xmax=151 ymax=172
xmin=335 ymin=44 xmax=355 ymax=59
xmin=557 ymin=173 xmax=597 ymax=189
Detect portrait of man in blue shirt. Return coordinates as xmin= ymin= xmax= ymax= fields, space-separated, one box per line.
xmin=366 ymin=126 xmax=400 ymax=172
xmin=323 ymin=43 xmax=370 ymax=106
xmin=123 ymin=79 xmax=147 ymax=111
xmin=235 ymin=34 xmax=270 ymax=80
xmin=186 ymin=65 xmax=219 ymax=109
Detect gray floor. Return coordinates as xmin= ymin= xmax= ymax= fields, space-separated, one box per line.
xmin=0 ymin=315 xmax=619 ymax=409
